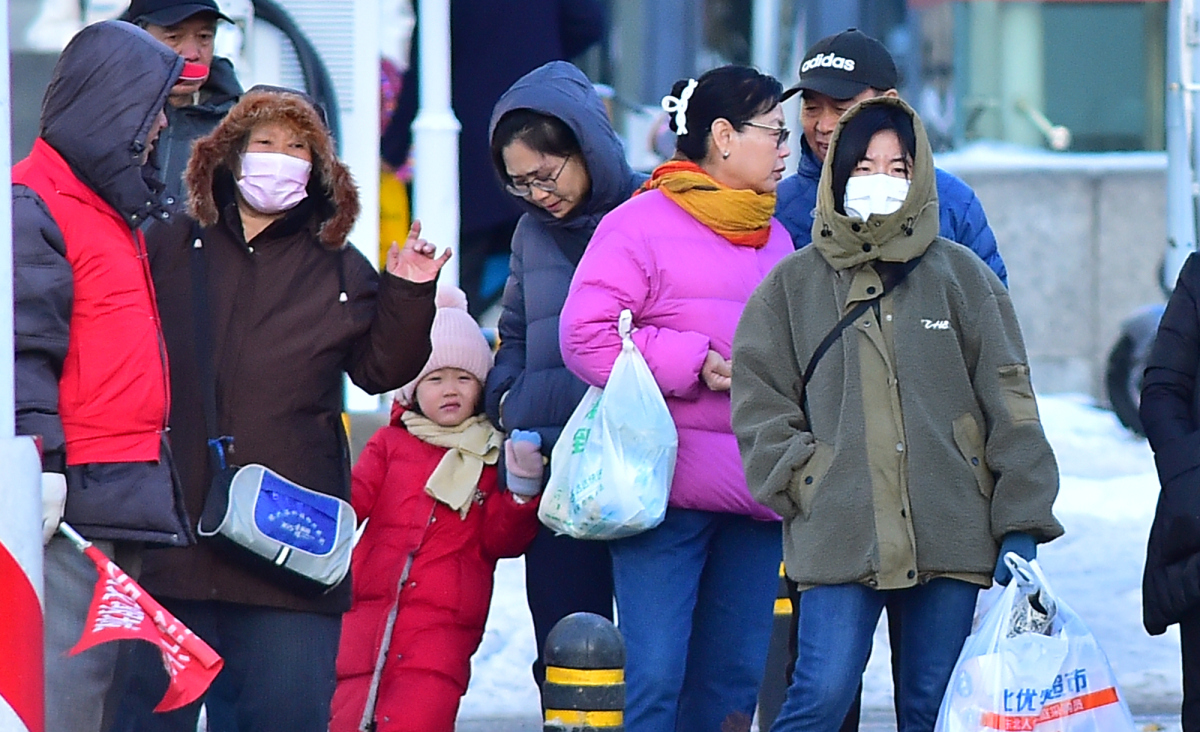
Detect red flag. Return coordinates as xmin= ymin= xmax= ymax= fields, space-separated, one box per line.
xmin=69 ymin=545 xmax=224 ymax=712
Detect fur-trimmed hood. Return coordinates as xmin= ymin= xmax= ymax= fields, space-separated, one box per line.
xmin=185 ymin=87 xmax=359 ymax=249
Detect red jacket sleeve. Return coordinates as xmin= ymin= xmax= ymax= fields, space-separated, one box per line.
xmin=479 ymin=469 xmax=541 ymax=560
xmin=350 ymin=428 xmax=394 ymax=523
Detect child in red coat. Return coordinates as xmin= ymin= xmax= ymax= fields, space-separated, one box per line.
xmin=330 ymin=288 xmax=544 ymax=732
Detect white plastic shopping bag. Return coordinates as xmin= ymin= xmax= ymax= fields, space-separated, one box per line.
xmin=538 ymin=310 xmax=678 ymax=539
xmin=935 ymin=554 xmax=1136 ymax=732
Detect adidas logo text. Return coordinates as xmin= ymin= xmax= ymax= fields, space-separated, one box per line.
xmin=801 ymin=53 xmax=857 ymax=74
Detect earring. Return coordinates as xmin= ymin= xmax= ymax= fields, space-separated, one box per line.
xmin=721 ymin=150 xmax=730 ymax=159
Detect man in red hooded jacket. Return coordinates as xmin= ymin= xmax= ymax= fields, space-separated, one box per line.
xmin=12 ymin=20 xmax=196 ymax=732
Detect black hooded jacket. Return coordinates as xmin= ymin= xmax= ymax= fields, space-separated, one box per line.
xmin=38 ymin=21 xmax=183 ymax=226
xmin=483 ymin=61 xmax=644 ymax=453
xmin=13 ymin=20 xmax=190 ymax=544
xmin=1140 ymin=252 xmax=1200 ymax=634
xmin=157 ymin=56 xmax=243 ymax=207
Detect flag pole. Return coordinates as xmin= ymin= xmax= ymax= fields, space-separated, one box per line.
xmin=65 ymin=521 xmax=223 ymax=713
xmin=56 ymin=522 xmax=90 ymax=551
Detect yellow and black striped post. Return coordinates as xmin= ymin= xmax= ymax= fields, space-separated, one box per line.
xmin=543 ymin=612 xmax=625 ymax=731
xmin=756 ymin=562 xmax=793 ymax=730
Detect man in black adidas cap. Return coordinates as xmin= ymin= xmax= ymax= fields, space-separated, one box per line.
xmin=774 ymin=28 xmax=1007 ymax=285
xmin=122 ymin=0 xmax=243 ymax=206
xmin=783 ymin=28 xmax=901 ymax=159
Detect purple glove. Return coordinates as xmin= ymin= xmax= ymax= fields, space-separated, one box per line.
xmin=505 ymin=430 xmax=544 ymax=497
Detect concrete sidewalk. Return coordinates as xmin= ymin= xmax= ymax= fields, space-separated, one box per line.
xmin=456 ymin=713 xmax=1183 ymax=731
xmin=456 ymin=718 xmax=539 ymax=731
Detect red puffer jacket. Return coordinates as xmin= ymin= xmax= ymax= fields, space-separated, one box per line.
xmin=331 ymin=411 xmax=539 ymax=732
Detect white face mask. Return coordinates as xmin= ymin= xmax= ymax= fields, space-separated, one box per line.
xmin=843 ymin=174 xmax=911 ymax=221
xmin=236 ymin=151 xmax=313 ymax=214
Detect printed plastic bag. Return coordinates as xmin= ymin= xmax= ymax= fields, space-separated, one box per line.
xmin=935 ymin=554 xmax=1136 ymax=732
xmin=538 ymin=310 xmax=678 ymax=540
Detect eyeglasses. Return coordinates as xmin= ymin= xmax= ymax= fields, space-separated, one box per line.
xmin=505 ymin=155 xmax=572 ymax=197
xmin=743 ymin=122 xmax=791 ymax=149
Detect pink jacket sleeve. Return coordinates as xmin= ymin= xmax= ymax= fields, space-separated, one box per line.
xmin=560 ymin=230 xmax=710 ymax=399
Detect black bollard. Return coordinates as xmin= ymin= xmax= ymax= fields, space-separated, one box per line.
xmin=543 ymin=612 xmax=625 ymax=731
xmin=756 ymin=561 xmax=793 ymax=730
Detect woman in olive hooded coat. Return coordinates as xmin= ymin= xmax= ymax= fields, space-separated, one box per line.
xmin=732 ymin=97 xmax=1062 ymax=729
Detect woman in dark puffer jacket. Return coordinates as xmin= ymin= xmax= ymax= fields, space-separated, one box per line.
xmin=1141 ymin=251 xmax=1200 ymax=732
xmin=111 ymin=86 xmax=446 ymax=732
xmin=484 ymin=60 xmax=644 ymax=688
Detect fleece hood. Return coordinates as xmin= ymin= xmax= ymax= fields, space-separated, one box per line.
xmin=812 ymin=96 xmax=939 ymax=269
xmin=185 ymin=87 xmax=360 ymax=249
xmin=488 ymin=61 xmax=641 ymax=239
xmin=39 ymin=20 xmax=184 ymax=226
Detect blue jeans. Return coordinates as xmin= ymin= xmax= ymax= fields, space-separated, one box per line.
xmin=609 ymin=507 xmax=781 ymax=732
xmin=771 ymin=579 xmax=979 ymax=732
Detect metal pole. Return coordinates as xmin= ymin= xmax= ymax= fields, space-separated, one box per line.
xmin=998 ymin=2 xmax=1045 ymax=148
xmin=1165 ymin=0 xmax=1198 ymax=290
xmin=411 ymin=0 xmax=460 ymax=286
xmin=751 ymin=0 xmax=780 ymax=77
xmin=0 ymin=1 xmax=48 ymax=729
xmin=0 ymin=0 xmax=13 ymax=440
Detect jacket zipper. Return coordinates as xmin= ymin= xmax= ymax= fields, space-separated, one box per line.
xmin=221 ymin=241 xmax=259 ymax=454
xmin=131 ymin=226 xmax=171 ymax=433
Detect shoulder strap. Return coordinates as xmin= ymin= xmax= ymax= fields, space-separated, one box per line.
xmin=799 ymin=255 xmax=924 ymax=417
xmin=189 ymin=221 xmax=234 ymax=472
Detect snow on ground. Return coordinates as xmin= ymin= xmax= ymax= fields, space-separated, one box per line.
xmin=459 ymin=393 xmax=1184 ymax=719
xmin=935 ymin=140 xmax=1165 ymax=175
xmin=459 ymin=557 xmax=541 ymax=717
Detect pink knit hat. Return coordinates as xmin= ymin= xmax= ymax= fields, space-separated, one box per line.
xmin=397 ymin=286 xmax=493 ymax=406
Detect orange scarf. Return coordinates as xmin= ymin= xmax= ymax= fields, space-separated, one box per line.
xmin=639 ymin=160 xmax=776 ymax=248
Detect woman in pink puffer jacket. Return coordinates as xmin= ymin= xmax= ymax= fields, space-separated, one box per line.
xmin=559 ymin=65 xmax=793 ymax=732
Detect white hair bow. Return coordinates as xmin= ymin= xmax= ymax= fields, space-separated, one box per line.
xmin=661 ymin=79 xmax=699 ymax=136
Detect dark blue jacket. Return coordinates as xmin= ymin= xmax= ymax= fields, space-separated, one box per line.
xmin=1140 ymin=251 xmax=1200 ymax=634
xmin=483 ymin=62 xmax=644 ymax=452
xmin=775 ymin=138 xmax=1008 ymax=286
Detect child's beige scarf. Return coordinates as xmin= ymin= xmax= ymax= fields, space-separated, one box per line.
xmin=401 ymin=411 xmax=503 ymax=518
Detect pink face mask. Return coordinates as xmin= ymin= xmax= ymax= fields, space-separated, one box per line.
xmin=236 ymin=151 xmax=313 ymax=214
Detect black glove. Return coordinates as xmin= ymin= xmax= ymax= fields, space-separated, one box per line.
xmin=994 ymin=532 xmax=1037 ymax=586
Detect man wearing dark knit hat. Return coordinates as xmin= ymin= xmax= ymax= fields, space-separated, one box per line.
xmin=122 ymin=0 xmax=243 ymax=207
xmin=774 ymin=28 xmax=1007 ymax=286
